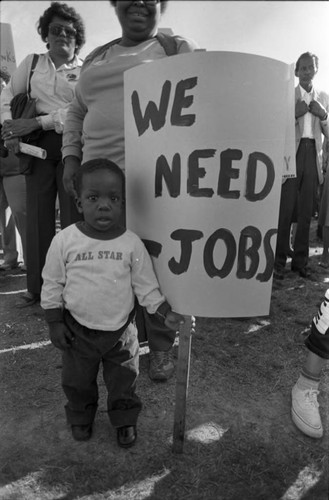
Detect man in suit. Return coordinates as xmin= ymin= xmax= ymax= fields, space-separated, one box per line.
xmin=274 ymin=52 xmax=329 ymax=279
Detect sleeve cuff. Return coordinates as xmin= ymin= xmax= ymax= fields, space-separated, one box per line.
xmin=38 ymin=114 xmax=54 ymax=131
xmin=62 ymin=146 xmax=83 ymax=161
xmin=154 ymin=301 xmax=171 ymax=321
xmin=1 ymin=111 xmax=12 ymax=124
xmin=44 ymin=308 xmax=64 ymax=323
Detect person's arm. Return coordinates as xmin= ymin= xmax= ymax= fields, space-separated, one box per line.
xmin=62 ymin=84 xmax=86 ymax=160
xmin=35 ymin=107 xmax=66 ymax=133
xmin=62 ymin=86 xmax=87 ymax=196
xmin=309 ymin=93 xmax=329 ymax=138
xmin=319 ymin=98 xmax=329 ymax=139
xmin=295 ymin=98 xmax=309 ymax=120
xmin=320 ymin=113 xmax=329 ymax=139
xmin=63 ymin=155 xmax=81 ymax=198
xmin=41 ymin=234 xmax=75 ymax=350
xmin=41 ymin=234 xmax=66 ymax=316
xmin=154 ymin=301 xmax=185 ymax=331
xmin=175 ymin=35 xmax=200 ymax=54
xmin=131 ymin=237 xmax=184 ymax=330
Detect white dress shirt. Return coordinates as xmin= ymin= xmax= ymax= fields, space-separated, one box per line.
xmin=299 ymin=84 xmax=315 ymax=139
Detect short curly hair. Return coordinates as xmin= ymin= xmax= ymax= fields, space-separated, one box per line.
xmin=109 ymin=1 xmax=169 ymax=13
xmin=76 ymin=158 xmax=125 ymax=197
xmin=37 ymin=1 xmax=86 ymax=54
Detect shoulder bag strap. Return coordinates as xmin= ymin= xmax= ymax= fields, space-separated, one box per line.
xmin=82 ymin=38 xmax=122 ymax=72
xmin=155 ymin=32 xmax=178 ymax=56
xmin=27 ymin=54 xmax=39 ymax=96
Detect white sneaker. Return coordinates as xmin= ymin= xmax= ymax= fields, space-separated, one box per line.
xmin=291 ymin=383 xmax=323 ymax=438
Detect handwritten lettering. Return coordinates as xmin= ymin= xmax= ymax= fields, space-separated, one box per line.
xmin=284 ymin=156 xmax=291 ymax=171
xmin=0 ymin=50 xmax=16 ymax=64
xmin=147 ymin=226 xmax=276 ymax=282
xmin=131 ymin=77 xmax=197 ymax=137
xmin=155 ymin=149 xmax=275 ymax=201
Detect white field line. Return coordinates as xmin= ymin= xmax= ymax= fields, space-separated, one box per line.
xmin=245 ymin=320 xmax=271 ymax=334
xmin=0 ymin=334 xmax=180 ymax=355
xmin=0 ymin=341 xmax=151 ymax=356
xmin=0 ymin=289 xmax=27 ymax=295
xmin=0 ymin=340 xmax=51 ymax=354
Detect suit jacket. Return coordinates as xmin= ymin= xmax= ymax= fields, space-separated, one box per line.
xmin=295 ymin=85 xmax=329 ymax=183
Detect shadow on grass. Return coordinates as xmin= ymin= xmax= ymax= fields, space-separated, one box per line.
xmin=1 ymin=417 xmax=327 ymax=500
xmin=1 ymin=341 xmax=328 ymax=500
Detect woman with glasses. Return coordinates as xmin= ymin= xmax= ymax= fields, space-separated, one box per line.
xmin=1 ymin=1 xmax=86 ymax=306
xmin=62 ymin=0 xmax=199 ymax=382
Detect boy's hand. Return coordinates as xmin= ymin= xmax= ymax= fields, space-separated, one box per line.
xmin=49 ymin=322 xmax=75 ymax=351
xmin=164 ymin=311 xmax=185 ymax=331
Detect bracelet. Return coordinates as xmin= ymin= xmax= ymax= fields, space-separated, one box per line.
xmin=321 ymin=112 xmax=328 ymax=121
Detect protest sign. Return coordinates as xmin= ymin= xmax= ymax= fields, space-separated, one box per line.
xmin=125 ymin=52 xmax=294 ymax=318
xmin=283 ymin=63 xmax=296 ymax=179
xmin=0 ymin=23 xmax=16 ymax=76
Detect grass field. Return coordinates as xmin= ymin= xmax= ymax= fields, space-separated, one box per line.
xmin=0 ymin=220 xmax=328 ymax=500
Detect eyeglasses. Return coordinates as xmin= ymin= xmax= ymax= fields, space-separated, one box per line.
xmin=132 ymin=1 xmax=160 ymax=5
xmin=48 ymin=23 xmax=77 ymax=39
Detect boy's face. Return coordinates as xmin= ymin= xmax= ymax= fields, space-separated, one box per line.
xmin=76 ymin=169 xmax=124 ymax=233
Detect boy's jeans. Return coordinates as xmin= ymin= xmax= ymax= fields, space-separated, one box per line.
xmin=62 ymin=310 xmax=142 ymax=428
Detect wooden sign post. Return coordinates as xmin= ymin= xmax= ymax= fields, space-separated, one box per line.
xmin=172 ymin=315 xmax=194 ymax=454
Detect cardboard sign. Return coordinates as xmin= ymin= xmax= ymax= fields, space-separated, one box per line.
xmin=283 ymin=63 xmax=297 ymax=178
xmin=125 ymin=52 xmax=294 ymax=317
xmin=0 ymin=23 xmax=16 ymax=76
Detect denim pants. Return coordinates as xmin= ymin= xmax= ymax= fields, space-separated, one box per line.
xmin=62 ymin=310 xmax=142 ymax=428
xmin=135 ymin=304 xmax=176 ymax=350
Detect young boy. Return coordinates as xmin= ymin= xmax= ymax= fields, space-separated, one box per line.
xmin=41 ymin=158 xmax=184 ymax=447
xmin=291 ymin=289 xmax=329 ymax=438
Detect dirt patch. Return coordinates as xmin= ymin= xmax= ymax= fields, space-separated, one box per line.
xmin=0 ymin=220 xmax=328 ymax=500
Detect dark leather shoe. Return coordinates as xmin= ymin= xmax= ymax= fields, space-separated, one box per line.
xmin=287 ymin=248 xmax=294 ymax=258
xmin=17 ymin=292 xmax=40 ymax=308
xmin=0 ymin=263 xmax=19 ymax=271
xmin=273 ymin=268 xmax=284 ymax=280
xmin=117 ymin=425 xmax=137 ymax=448
xmin=71 ymin=424 xmax=92 ymax=441
xmin=299 ymin=267 xmax=311 ymax=278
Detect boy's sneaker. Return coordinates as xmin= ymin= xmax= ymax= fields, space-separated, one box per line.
xmin=273 ymin=266 xmax=284 ymax=280
xmin=149 ymin=349 xmax=174 ymax=381
xmin=291 ymin=384 xmax=323 ymax=438
xmin=71 ymin=424 xmax=92 ymax=441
